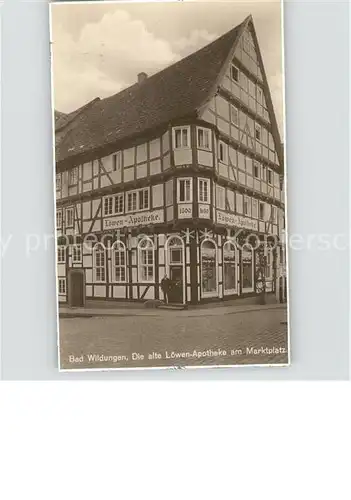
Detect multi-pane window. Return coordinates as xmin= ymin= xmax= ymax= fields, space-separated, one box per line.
xmin=112 ymin=152 xmax=122 ymax=171
xmin=103 ymin=194 xmax=124 ymax=216
xmin=253 ymin=162 xmax=260 ymax=179
xmin=231 ymin=64 xmax=239 ymax=82
xmin=138 ymin=189 xmax=149 ymax=210
xmin=173 ymin=127 xmax=190 ymax=149
xmin=72 ymin=244 xmax=82 ymax=263
xmin=127 ymin=191 xmax=137 ymax=212
xmin=256 ymin=86 xmax=263 ymax=104
xmin=56 ymin=210 xmax=62 ymax=229
xmin=65 ymin=207 xmax=74 ymax=227
xmin=104 ymin=196 xmax=113 ymax=216
xmin=93 ymin=243 xmax=106 ymax=283
xmin=197 ymin=128 xmax=211 ymax=151
xmin=68 ymin=167 xmax=78 ymax=185
xmin=255 ymin=124 xmax=261 ymax=141
xmin=267 ymin=169 xmax=273 ymax=185
xmin=112 ymin=241 xmax=126 ymax=283
xmin=230 ymin=105 xmax=239 ymax=125
xmin=178 ymin=178 xmax=192 ymax=203
xmin=57 ymin=246 xmax=66 ymax=263
xmin=126 ymin=188 xmax=149 ymax=213
xmin=198 ymin=178 xmax=210 ymax=203
xmin=115 ymin=193 xmax=124 ymax=214
xmin=218 ymin=141 xmax=228 ymax=163
xmin=243 ymin=196 xmax=249 ymax=216
xmin=58 ymin=278 xmax=66 ymax=294
xmin=138 ymin=238 xmax=155 ymax=282
xmin=271 ymin=206 xmax=277 ymax=223
xmin=56 ymin=174 xmax=61 ymax=190
xmin=259 ymin=202 xmax=265 ymax=220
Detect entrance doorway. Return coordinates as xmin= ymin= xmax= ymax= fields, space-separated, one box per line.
xmin=165 ymin=236 xmax=185 ymax=304
xmin=68 ymin=270 xmax=85 ymax=307
xmin=169 ymin=266 xmax=183 ymax=304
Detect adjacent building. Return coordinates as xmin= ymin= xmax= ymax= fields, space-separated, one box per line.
xmin=55 ymin=15 xmax=286 ymax=306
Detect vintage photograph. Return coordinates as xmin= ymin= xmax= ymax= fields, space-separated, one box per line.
xmin=51 ymin=0 xmax=288 ymax=370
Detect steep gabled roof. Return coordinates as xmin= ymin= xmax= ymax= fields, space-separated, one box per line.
xmin=55 ymin=18 xmax=248 ymax=164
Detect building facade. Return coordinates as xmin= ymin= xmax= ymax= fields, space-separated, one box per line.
xmin=55 ymin=16 xmax=287 ymax=306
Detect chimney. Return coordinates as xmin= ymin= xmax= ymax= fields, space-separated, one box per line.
xmin=137 ymin=72 xmax=148 ymax=84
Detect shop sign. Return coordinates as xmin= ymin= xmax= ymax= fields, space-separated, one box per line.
xmin=178 ymin=204 xmax=193 ymax=219
xmin=103 ymin=209 xmax=164 ymax=230
xmin=216 ymin=210 xmax=258 ymax=231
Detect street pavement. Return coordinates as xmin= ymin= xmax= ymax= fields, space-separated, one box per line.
xmin=59 ymin=305 xmax=289 ymax=370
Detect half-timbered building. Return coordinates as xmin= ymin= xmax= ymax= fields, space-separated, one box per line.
xmin=55 ymin=15 xmax=286 ymax=307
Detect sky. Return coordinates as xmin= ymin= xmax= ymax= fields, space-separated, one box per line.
xmin=51 ymin=0 xmax=284 ymax=136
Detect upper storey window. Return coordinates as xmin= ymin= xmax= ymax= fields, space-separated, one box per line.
xmin=177 ymin=178 xmax=192 ymax=203
xmin=197 ymin=127 xmax=211 ymax=151
xmin=173 ymin=127 xmax=190 ymax=149
xmin=231 ymin=64 xmax=239 ymax=82
xmin=230 ymin=105 xmax=239 ymax=125
xmin=68 ymin=167 xmax=78 ymax=186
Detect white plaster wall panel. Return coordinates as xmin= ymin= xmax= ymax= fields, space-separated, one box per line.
xmin=83 ymin=255 xmax=92 ymax=268
xmin=149 ymin=139 xmax=161 ymax=159
xmin=163 ymin=153 xmax=171 ymax=170
xmin=113 ymin=286 xmax=125 ymax=298
xmin=137 ymin=143 xmax=147 ymax=163
xmin=91 ymin=220 xmax=101 ymax=233
xmin=166 ymin=206 xmax=174 ymax=222
xmin=197 ymin=150 xmax=213 ymax=167
xmin=152 ymin=184 xmax=163 ymax=207
xmin=94 ymin=286 xmax=106 ymax=298
xmin=124 ymin=148 xmax=135 ymax=167
xmin=101 ymin=175 xmax=110 ymax=188
xmin=174 ymin=149 xmax=192 ymax=166
xmin=92 ymin=160 xmax=99 ymax=177
xmin=136 ymin=163 xmax=147 ymax=179
xmin=217 ymin=118 xmax=230 ymax=135
xmin=83 ymin=182 xmax=92 ymax=193
xmin=150 ymin=159 xmax=161 ymax=175
xmin=238 ymin=171 xmax=245 ymax=185
xmin=162 ymin=132 xmax=170 ymax=153
xmin=85 ymin=269 xmax=92 ymax=283
xmin=124 ymin=167 xmax=134 ymax=183
xmin=93 ymin=177 xmax=99 ymax=190
xmin=218 ymin=164 xmax=228 ymax=178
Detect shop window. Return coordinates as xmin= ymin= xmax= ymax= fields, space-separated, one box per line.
xmin=177 ymin=178 xmax=192 ymax=203
xmin=58 ymin=278 xmax=66 ymax=295
xmin=138 ymin=237 xmax=155 ymax=282
xmin=173 ymin=127 xmax=190 ymax=149
xmin=72 ymin=244 xmax=82 ymax=263
xmin=242 ymin=245 xmax=254 ymax=292
xmin=93 ymin=243 xmax=106 ymax=283
xmin=112 ymin=241 xmax=127 ymax=283
xmin=223 ymin=242 xmax=237 ymax=294
xmin=57 ymin=245 xmax=66 ymax=263
xmin=201 ymin=240 xmax=217 ymax=297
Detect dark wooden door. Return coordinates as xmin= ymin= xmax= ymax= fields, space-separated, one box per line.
xmin=71 ymin=272 xmax=84 ymax=307
xmin=169 ymin=266 xmax=183 ymax=304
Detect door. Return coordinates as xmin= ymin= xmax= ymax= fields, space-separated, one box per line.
xmin=70 ymin=271 xmax=84 ymax=307
xmin=169 ymin=266 xmax=183 ymax=304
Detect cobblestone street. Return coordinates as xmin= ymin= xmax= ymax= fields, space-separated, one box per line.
xmin=59 ymin=306 xmax=289 ymax=370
